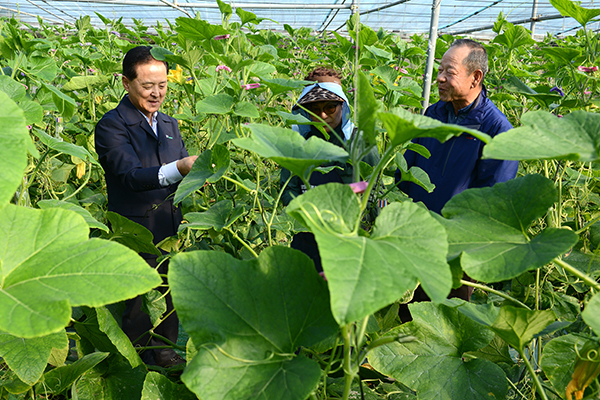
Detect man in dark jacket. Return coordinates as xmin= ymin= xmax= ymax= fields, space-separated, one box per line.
xmin=95 ymin=46 xmax=197 ymax=367
xmin=396 ymin=39 xmax=518 ymax=214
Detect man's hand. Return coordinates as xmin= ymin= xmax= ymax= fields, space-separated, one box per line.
xmin=177 ymin=155 xmax=198 ymax=176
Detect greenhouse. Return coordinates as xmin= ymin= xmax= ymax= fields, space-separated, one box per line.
xmin=1 ymin=0 xmax=600 ymax=399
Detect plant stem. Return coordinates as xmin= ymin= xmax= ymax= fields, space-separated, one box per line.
xmin=225 ymin=227 xmax=258 ymax=258
xmin=222 ymin=175 xmax=255 ymax=192
xmin=520 ymin=348 xmax=549 ymax=400
xmin=341 ymin=324 xmax=357 ymax=400
xmin=148 ymin=331 xmax=186 ymax=351
xmin=460 ymin=279 xmax=531 ymax=310
xmin=553 ymin=258 xmax=600 ymax=291
xmin=63 ymin=162 xmax=92 ymax=201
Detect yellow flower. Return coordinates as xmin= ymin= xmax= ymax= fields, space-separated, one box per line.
xmin=167 ymin=65 xmax=188 ymax=85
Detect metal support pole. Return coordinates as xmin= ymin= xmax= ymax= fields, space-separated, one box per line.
xmin=530 ymin=0 xmax=539 ymax=37
xmin=421 ymin=0 xmax=441 ymax=113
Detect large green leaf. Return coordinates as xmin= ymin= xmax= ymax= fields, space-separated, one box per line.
xmin=232 ymin=124 xmax=348 ymax=183
xmin=582 ymin=293 xmax=600 ymax=336
xmin=62 ymin=75 xmax=110 ymax=91
xmin=141 ymin=371 xmax=197 ymax=400
xmin=38 ymin=199 xmax=109 ymax=232
xmin=26 ymin=57 xmax=57 ymax=81
xmin=369 ymin=302 xmax=507 ymax=400
xmin=180 ymin=200 xmax=245 ymax=232
xmin=484 ymin=111 xmax=600 ymax=161
xmin=438 ymin=174 xmax=578 ymax=282
xmin=18 ymin=99 xmax=43 ymax=125
xmin=490 ymin=306 xmax=556 ymax=351
xmin=174 ymin=144 xmax=229 ymax=205
xmin=97 ymin=306 xmax=143 ymax=368
xmin=39 ymin=352 xmax=109 ymax=395
xmin=491 ymin=25 xmax=535 ymax=51
xmin=233 ymin=101 xmax=260 ymax=118
xmin=169 ymin=246 xmax=338 ymax=400
xmin=357 ymin=70 xmax=381 ymax=147
xmin=0 ymin=330 xmax=67 ymax=385
xmin=260 ymin=77 xmax=310 ymax=96
xmin=540 ymin=333 xmax=586 ymax=394
xmin=0 ymin=91 xmax=29 ymax=206
xmin=287 ymin=184 xmax=451 ymax=325
xmin=103 ymin=211 xmax=161 ymax=255
xmin=175 ymin=17 xmax=229 ymax=41
xmin=74 ymin=354 xmax=146 ymax=400
xmin=380 ymin=107 xmax=490 ymax=148
xmin=43 ymin=84 xmax=76 ymax=121
xmin=541 ymin=46 xmax=582 ymax=65
xmin=0 ymin=75 xmax=26 ymax=101
xmin=550 ymin=0 xmax=600 ymax=27
xmin=196 ymin=93 xmax=234 ymax=114
xmin=0 ymin=205 xmax=162 ymax=338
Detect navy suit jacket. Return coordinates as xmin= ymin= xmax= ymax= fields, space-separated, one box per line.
xmin=95 ymin=95 xmax=189 ymax=244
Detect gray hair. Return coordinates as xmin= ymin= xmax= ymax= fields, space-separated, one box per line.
xmin=450 ymin=39 xmax=488 ymax=84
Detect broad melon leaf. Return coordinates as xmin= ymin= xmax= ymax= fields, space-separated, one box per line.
xmin=0 ymin=91 xmax=29 ymax=206
xmin=233 ymin=101 xmax=260 ymax=118
xmin=0 ymin=330 xmax=68 ymax=385
xmin=0 ymin=75 xmax=27 ymax=101
xmin=175 ymin=17 xmax=229 ymax=41
xmin=490 ymin=306 xmax=556 ymax=351
xmin=357 ymin=70 xmax=381 ymax=147
xmin=169 ymin=246 xmax=338 ymax=400
xmin=287 ymin=184 xmax=451 ymax=325
xmin=549 ymin=0 xmax=600 ymax=27
xmin=582 ymin=293 xmax=600 ymax=336
xmin=26 ymin=57 xmax=57 ymax=81
xmin=74 ymin=354 xmax=146 ymax=400
xmin=380 ymin=107 xmax=491 ymax=148
xmin=62 ymin=75 xmax=110 ymax=91
xmin=491 ymin=25 xmax=535 ymax=51
xmin=369 ymin=302 xmax=507 ymax=400
xmin=196 ymin=93 xmax=234 ymax=114
xmin=38 ymin=199 xmax=109 ymax=232
xmin=103 ymin=211 xmax=161 ymax=255
xmin=97 ymin=306 xmax=143 ymax=368
xmin=43 ymin=84 xmax=76 ymax=121
xmin=541 ymin=46 xmax=582 ymax=65
xmin=38 ymin=352 xmax=109 ymax=395
xmin=260 ymin=78 xmax=311 ymax=96
xmin=438 ymin=174 xmax=578 ymax=283
xmin=174 ymin=144 xmax=229 ymax=205
xmin=179 ymin=200 xmax=245 ymax=232
xmin=540 ymin=333 xmax=587 ymax=395
xmin=0 ymin=205 xmax=162 ymax=338
xmin=484 ymin=110 xmax=600 ymax=161
xmin=141 ymin=371 xmax=197 ymax=400
xmin=18 ymin=99 xmax=43 ymax=125
xmin=232 ymin=124 xmax=348 ymax=183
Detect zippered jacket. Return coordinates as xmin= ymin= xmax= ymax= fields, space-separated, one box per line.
xmin=395 ymin=87 xmax=518 ymax=214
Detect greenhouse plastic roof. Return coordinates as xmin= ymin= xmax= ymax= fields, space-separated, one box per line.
xmin=2 ymin=0 xmax=600 ymax=38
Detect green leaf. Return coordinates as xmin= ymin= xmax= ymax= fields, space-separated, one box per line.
xmin=369 ymin=302 xmax=507 ymax=400
xmin=169 ymin=246 xmax=338 ymax=400
xmin=395 ymin=153 xmax=434 ymax=192
xmin=196 ymin=93 xmax=234 ymax=114
xmin=174 ymin=144 xmax=230 ymax=205
xmin=38 ymin=199 xmax=109 ymax=232
xmin=103 ymin=211 xmax=161 ymax=255
xmin=62 ymin=75 xmax=109 ymax=91
xmin=0 ymin=91 xmax=29 ymax=206
xmin=357 ymin=70 xmax=381 ymax=147
xmin=180 ymin=200 xmax=244 ymax=232
xmin=232 ymin=124 xmax=348 ymax=183
xmin=175 ymin=17 xmax=229 ymax=41
xmin=380 ymin=107 xmax=490 ymax=148
xmin=141 ymin=290 xmax=166 ymax=328
xmin=541 ymin=333 xmax=588 ymax=394
xmin=491 ymin=25 xmax=535 ymax=51
xmin=287 ymin=184 xmax=451 ymax=325
xmin=542 ymin=46 xmax=582 ymax=65
xmin=246 ymin=61 xmax=277 ymax=78
xmin=550 ymin=0 xmax=600 ymax=27
xmin=18 ymin=99 xmax=43 ymax=125
xmin=0 ymin=330 xmax=68 ymax=385
xmin=582 ymin=292 xmax=600 ymax=336
xmin=442 ymin=298 xmax=500 ymax=327
xmin=216 ymin=0 xmax=232 ymax=17
xmin=141 ymin=371 xmax=197 ymax=400
xmin=490 ymin=306 xmax=556 ymax=351
xmin=39 ymin=352 xmax=109 ymax=395
xmin=484 ymin=110 xmax=600 ymax=162
xmin=0 ymin=205 xmax=162 ymax=338
xmin=0 ymin=75 xmax=26 ymax=101
xmin=261 ymin=78 xmax=310 ymax=96
xmin=75 ymin=354 xmax=146 ymax=400
xmin=97 ymin=306 xmax=143 ymax=368
xmin=43 ymin=84 xmax=76 ymax=121
xmin=438 ymin=174 xmax=578 ymax=282
xmin=236 ymin=8 xmax=263 ymax=25
xmin=233 ymin=101 xmax=260 ymax=118
xmin=26 ymin=57 xmax=57 ymax=81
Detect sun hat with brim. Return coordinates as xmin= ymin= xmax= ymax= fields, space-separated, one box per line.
xmin=297 ymin=86 xmax=344 ymax=105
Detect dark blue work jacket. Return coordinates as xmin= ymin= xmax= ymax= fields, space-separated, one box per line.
xmin=396 ymin=88 xmax=518 ymax=214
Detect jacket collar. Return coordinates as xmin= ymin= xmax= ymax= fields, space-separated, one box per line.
xmin=117 ymin=95 xmax=170 ymax=140
xmin=431 ymin=85 xmax=489 ymax=124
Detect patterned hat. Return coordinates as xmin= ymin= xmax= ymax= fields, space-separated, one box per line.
xmin=298 ymin=86 xmax=344 ymax=105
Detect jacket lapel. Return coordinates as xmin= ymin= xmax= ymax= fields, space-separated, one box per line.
xmin=117 ymin=95 xmax=158 ymax=140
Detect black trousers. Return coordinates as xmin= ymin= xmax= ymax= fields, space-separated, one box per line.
xmin=122 ymin=255 xmax=179 ymax=364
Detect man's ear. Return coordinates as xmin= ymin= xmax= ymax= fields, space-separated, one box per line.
xmin=122 ymin=76 xmax=130 ymax=91
xmin=472 ymin=70 xmax=483 ymax=88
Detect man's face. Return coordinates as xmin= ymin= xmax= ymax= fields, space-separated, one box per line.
xmin=122 ymin=59 xmax=168 ymax=119
xmin=306 ymin=101 xmax=343 ymax=133
xmin=437 ymin=45 xmax=477 ymax=107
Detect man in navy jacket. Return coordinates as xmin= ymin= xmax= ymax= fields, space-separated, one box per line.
xmin=95 ymin=46 xmax=197 ymax=367
xmin=396 ymin=39 xmax=518 ymax=214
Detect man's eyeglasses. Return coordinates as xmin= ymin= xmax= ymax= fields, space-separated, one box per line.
xmin=305 ymin=102 xmax=342 ymax=115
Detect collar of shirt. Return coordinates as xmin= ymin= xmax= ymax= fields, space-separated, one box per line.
xmin=445 ymin=92 xmax=480 ymax=124
xmin=137 ymin=109 xmax=159 ymax=136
